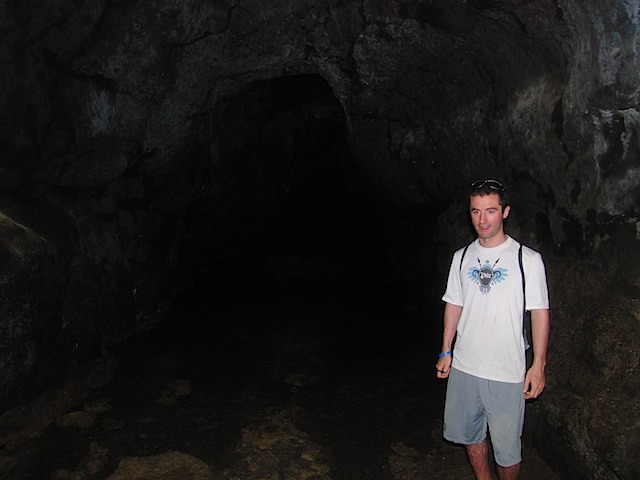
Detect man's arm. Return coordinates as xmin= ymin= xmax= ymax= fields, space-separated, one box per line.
xmin=523 ymin=308 xmax=550 ymax=399
xmin=436 ymin=302 xmax=462 ymax=378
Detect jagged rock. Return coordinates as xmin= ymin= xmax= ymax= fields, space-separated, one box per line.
xmin=56 ymin=411 xmax=96 ymax=428
xmin=105 ymin=450 xmax=212 ymax=480
xmin=227 ymin=410 xmax=332 ymax=480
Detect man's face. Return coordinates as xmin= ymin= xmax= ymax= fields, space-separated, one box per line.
xmin=469 ymin=193 xmax=510 ymax=247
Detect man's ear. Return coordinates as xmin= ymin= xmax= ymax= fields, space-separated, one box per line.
xmin=502 ymin=205 xmax=511 ymax=219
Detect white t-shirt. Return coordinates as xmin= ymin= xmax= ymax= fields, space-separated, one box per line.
xmin=442 ymin=236 xmax=549 ymax=383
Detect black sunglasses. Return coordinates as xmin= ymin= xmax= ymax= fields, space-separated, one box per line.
xmin=470 ymin=179 xmax=505 ymax=191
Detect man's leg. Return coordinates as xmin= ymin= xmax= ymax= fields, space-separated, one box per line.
xmin=497 ymin=462 xmax=521 ymax=480
xmin=466 ymin=438 xmax=492 ymax=480
xmin=444 ymin=369 xmax=492 ymax=479
xmin=481 ymin=378 xmax=525 ymax=480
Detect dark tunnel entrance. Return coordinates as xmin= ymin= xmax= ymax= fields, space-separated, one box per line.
xmin=179 ymin=74 xmax=404 ymax=314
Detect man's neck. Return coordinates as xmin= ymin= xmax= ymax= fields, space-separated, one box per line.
xmin=478 ymin=233 xmax=509 ymax=248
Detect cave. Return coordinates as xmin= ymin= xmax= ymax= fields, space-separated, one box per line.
xmin=0 ymin=1 xmax=639 ymax=479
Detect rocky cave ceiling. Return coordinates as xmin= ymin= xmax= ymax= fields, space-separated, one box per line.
xmin=0 ymin=1 xmax=639 ymax=479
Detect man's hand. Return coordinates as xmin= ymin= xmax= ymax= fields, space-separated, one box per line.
xmin=436 ymin=355 xmax=452 ymax=379
xmin=525 ymin=309 xmax=550 ymax=400
xmin=523 ymin=366 xmax=545 ymax=399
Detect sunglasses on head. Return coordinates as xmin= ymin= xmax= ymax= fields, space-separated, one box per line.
xmin=470 ymin=179 xmax=505 ymax=191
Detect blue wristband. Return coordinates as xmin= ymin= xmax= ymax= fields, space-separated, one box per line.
xmin=438 ymin=350 xmax=452 ymax=358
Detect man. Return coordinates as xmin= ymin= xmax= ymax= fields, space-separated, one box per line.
xmin=435 ymin=179 xmax=550 ymax=480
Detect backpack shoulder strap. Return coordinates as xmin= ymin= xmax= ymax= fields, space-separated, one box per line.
xmin=518 ymin=243 xmax=533 ymax=353
xmin=459 ymin=242 xmax=472 ymax=272
xmin=518 ymin=243 xmax=525 ymax=302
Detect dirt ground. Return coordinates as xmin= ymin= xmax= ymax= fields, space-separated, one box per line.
xmin=0 ymin=255 xmax=563 ymax=479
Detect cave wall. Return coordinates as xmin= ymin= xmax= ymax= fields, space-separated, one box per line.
xmin=0 ymin=1 xmax=639 ymax=478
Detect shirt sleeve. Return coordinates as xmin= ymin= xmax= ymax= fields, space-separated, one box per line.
xmin=442 ymin=248 xmax=464 ymax=307
xmin=523 ymin=248 xmax=550 ymax=310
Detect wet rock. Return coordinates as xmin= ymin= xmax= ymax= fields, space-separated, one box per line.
xmin=225 ymin=410 xmax=331 ymax=480
xmin=105 ymin=450 xmax=212 ymax=480
xmin=56 ymin=411 xmax=96 ymax=428
xmin=0 ymin=353 xmax=116 ymax=446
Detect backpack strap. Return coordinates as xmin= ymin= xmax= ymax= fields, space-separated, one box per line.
xmin=459 ymin=242 xmax=471 ymax=272
xmin=518 ymin=243 xmax=525 ymax=316
xmin=518 ymin=244 xmax=532 ymax=354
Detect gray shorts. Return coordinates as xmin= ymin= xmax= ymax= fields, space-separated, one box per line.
xmin=443 ymin=367 xmax=525 ymax=467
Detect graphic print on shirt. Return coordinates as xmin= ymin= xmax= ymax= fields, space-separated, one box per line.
xmin=467 ymin=258 xmax=508 ymax=294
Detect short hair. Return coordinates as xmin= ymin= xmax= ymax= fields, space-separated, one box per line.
xmin=469 ymin=179 xmax=509 ymax=209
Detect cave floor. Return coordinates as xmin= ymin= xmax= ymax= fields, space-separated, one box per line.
xmin=0 ymin=255 xmax=562 ymax=480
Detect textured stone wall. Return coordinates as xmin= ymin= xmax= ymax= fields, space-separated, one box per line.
xmin=0 ymin=1 xmax=638 ymax=477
